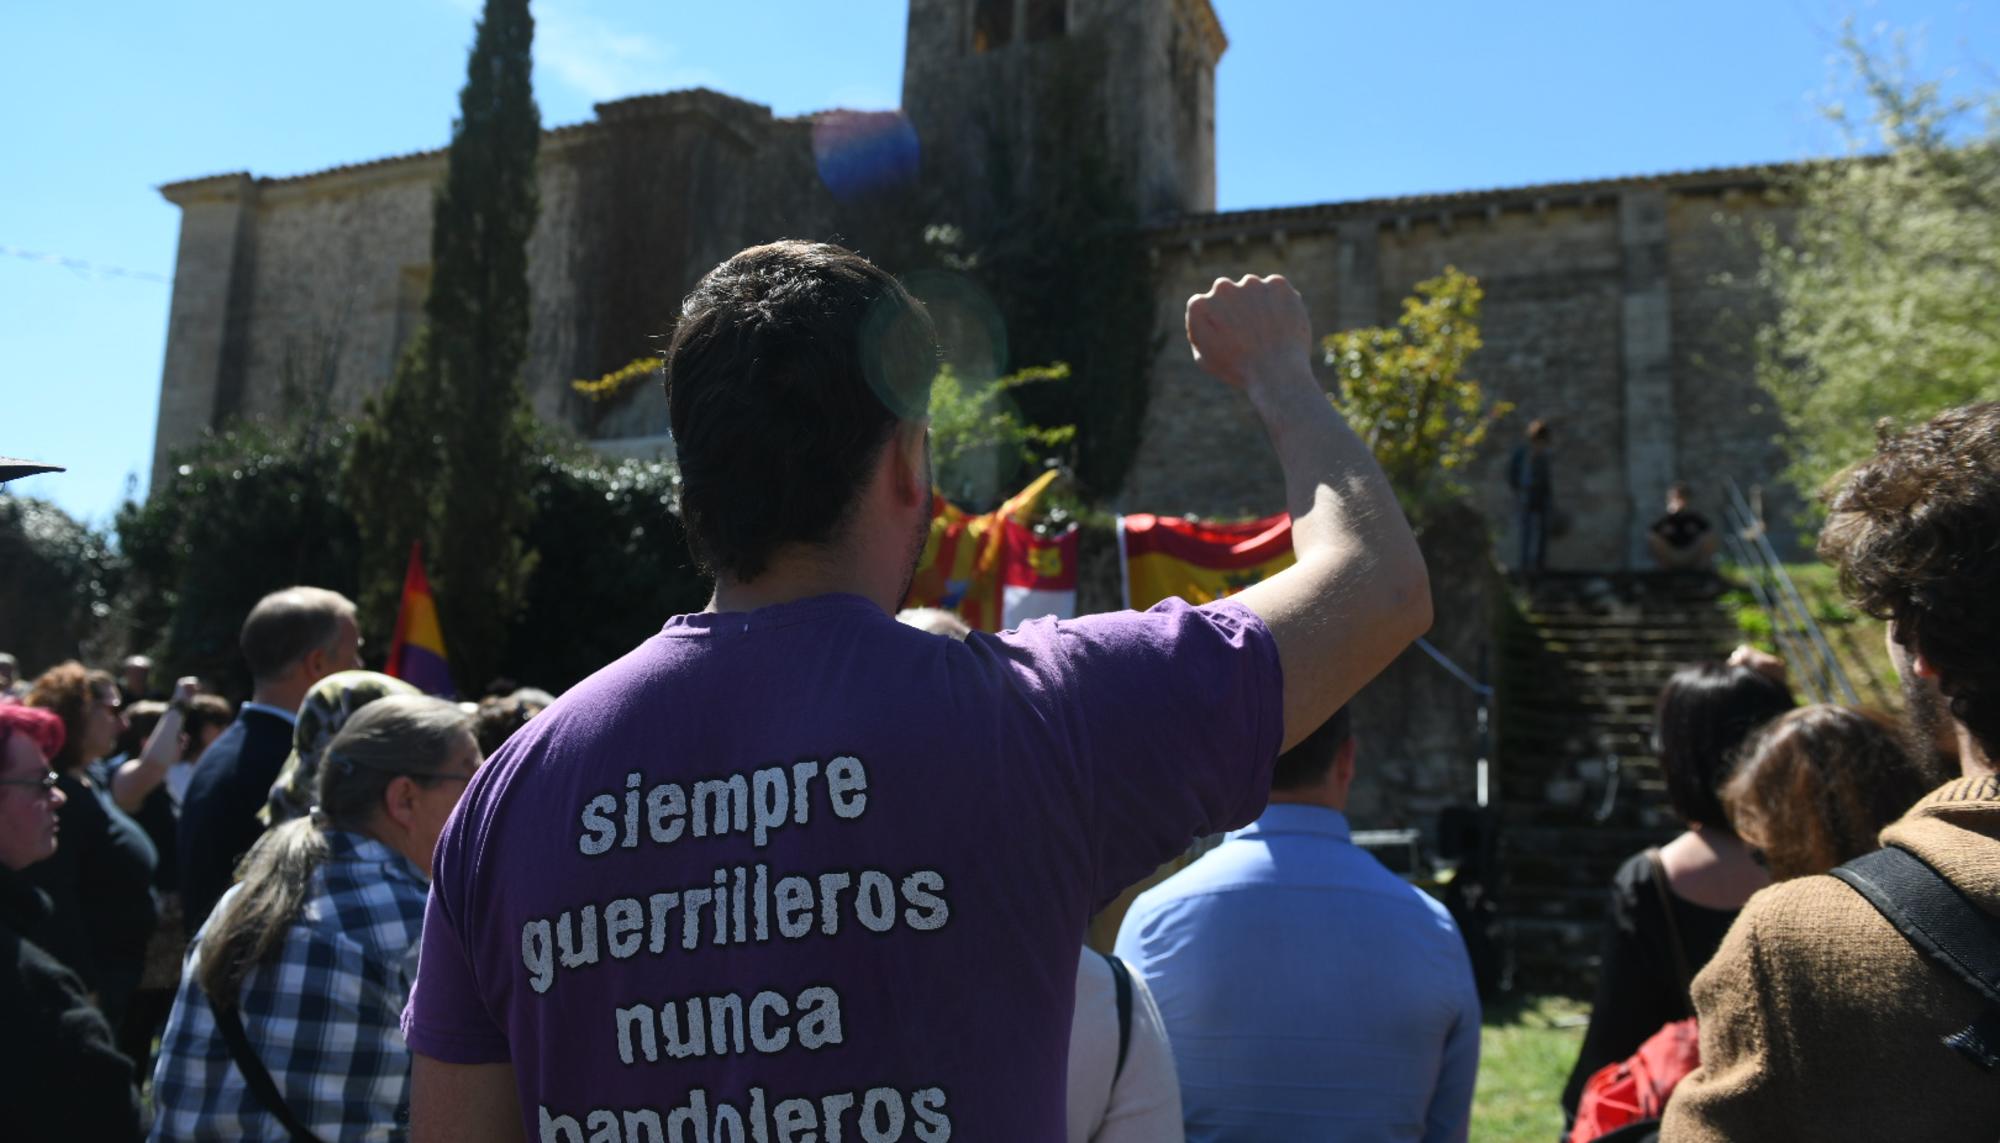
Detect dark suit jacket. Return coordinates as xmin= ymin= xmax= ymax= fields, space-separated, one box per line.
xmin=177 ymin=707 xmax=294 ymax=931
xmin=0 ymin=866 xmax=141 ymax=1141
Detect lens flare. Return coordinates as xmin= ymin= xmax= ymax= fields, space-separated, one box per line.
xmin=812 ymin=111 xmax=921 ymax=205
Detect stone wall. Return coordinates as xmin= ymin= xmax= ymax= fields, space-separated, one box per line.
xmin=153 ymin=2 xmax=1805 ymax=568
xmin=1667 ymin=192 xmax=1801 ymax=546
xmin=154 ymin=92 xmax=871 ymax=484
xmin=1126 ymin=172 xmax=1804 ymax=567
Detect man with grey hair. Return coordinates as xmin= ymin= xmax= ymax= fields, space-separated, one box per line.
xmin=178 ymin=586 xmax=361 ymax=928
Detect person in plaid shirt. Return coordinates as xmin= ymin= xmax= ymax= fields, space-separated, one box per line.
xmin=151 ymin=695 xmax=479 ymax=1141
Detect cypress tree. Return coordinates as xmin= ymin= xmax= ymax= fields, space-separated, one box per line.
xmin=346 ymin=0 xmax=541 ymax=691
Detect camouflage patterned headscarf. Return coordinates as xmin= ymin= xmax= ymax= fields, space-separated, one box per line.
xmin=261 ymin=670 xmax=419 ymax=825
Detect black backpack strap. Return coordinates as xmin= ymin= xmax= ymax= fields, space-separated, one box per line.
xmin=207 ymin=996 xmax=328 ymax=1143
xmin=1830 ymin=844 xmax=2000 ymax=1070
xmin=1100 ymin=950 xmax=1134 ymax=1081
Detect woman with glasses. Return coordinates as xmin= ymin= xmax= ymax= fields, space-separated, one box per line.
xmin=0 ymin=702 xmax=144 ymax=1141
xmin=23 ymin=662 xmax=159 ymax=1034
xmin=150 ymin=695 xmax=480 ymax=1142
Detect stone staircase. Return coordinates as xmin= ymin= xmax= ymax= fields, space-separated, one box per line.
xmin=1493 ymin=572 xmax=1742 ymax=994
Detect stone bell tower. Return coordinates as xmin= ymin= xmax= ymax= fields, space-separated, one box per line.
xmin=901 ymin=0 xmax=1226 ymax=227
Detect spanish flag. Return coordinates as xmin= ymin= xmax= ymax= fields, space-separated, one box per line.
xmin=385 ymin=541 xmax=455 ymax=697
xmin=1118 ymin=512 xmax=1297 ymax=611
xmin=904 ymin=469 xmax=1078 ymax=632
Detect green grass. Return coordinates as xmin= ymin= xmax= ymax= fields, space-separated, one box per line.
xmin=1473 ymin=994 xmax=1588 ymax=1143
xmin=1721 ymin=561 xmax=1902 ymax=710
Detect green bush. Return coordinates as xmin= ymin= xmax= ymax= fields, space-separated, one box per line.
xmin=116 ymin=418 xmax=709 ymax=697
xmin=117 ymin=420 xmax=363 ymax=695
xmin=500 ymin=446 xmax=710 ymax=691
xmin=0 ymin=495 xmax=123 ymax=673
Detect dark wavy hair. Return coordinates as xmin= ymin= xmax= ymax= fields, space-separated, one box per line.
xmin=1654 ymin=663 xmax=1796 ymax=833
xmin=1724 ymin=705 xmax=1935 ymax=880
xmin=1820 ymin=403 xmax=2000 ymax=760
xmin=664 ymin=240 xmax=938 ymax=582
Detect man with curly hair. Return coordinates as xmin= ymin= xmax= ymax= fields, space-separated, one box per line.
xmin=1664 ymin=403 xmax=2000 ymax=1140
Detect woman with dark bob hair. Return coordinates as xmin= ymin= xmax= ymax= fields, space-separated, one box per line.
xmin=1561 ymin=654 xmax=1795 ymax=1122
xmin=1723 ymin=705 xmax=1937 ymax=882
xmin=149 ymin=695 xmax=480 ymax=1140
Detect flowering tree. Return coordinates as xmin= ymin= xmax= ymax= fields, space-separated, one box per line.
xmin=1322 ymin=267 xmax=1509 ymax=516
xmin=1758 ymin=34 xmax=2000 ymax=500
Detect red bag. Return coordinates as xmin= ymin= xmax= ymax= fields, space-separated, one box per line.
xmin=1568 ymin=1018 xmax=1701 ymax=1143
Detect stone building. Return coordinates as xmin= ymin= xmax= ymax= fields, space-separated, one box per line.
xmin=154 ymin=0 xmax=1796 ymax=569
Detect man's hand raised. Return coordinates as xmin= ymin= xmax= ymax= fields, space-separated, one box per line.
xmin=1188 ymin=271 xmax=1432 ymax=752
xmin=1186 ymin=274 xmax=1314 ymax=391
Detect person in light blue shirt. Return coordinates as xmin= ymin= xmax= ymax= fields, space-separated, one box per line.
xmin=1115 ymin=706 xmax=1480 ymax=1143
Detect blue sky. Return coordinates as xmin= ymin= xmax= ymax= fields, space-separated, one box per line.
xmin=4 ymin=0 xmax=1994 ymax=526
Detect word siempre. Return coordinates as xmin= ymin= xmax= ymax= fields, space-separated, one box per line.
xmin=578 ymin=758 xmax=869 ymax=854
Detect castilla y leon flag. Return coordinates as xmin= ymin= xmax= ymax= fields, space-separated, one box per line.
xmin=385 ymin=541 xmax=455 ymax=697
xmin=1118 ymin=511 xmax=1297 ymax=611
xmin=903 ymin=469 xmax=1079 ymax=632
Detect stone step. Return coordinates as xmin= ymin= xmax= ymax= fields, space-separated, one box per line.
xmin=1495 ymin=573 xmax=1738 ymax=998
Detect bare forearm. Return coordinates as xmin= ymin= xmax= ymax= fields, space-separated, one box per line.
xmin=1247 ymin=361 xmax=1422 ymax=578
xmin=412 ymin=1056 xmax=525 ymax=1143
xmin=111 ymin=708 xmax=182 ymax=812
xmin=1183 ymin=272 xmax=1431 ymax=748
xmin=1234 ymin=363 xmax=1431 ymax=744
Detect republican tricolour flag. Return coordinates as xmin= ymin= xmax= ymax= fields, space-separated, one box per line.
xmin=903 ymin=469 xmax=1079 ymax=632
xmin=384 ymin=541 xmax=455 ymax=697
xmin=1118 ymin=511 xmax=1297 ymax=611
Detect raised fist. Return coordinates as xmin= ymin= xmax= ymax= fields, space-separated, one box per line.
xmin=1185 ymin=274 xmax=1313 ymax=390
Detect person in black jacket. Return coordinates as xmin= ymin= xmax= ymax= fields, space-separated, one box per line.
xmin=0 ymin=702 xmax=142 ymax=1141
xmin=178 ymin=586 xmax=361 ymax=931
xmin=1560 ymin=656 xmax=1794 ymax=1125
xmin=21 ymin=663 xmax=157 ymax=1033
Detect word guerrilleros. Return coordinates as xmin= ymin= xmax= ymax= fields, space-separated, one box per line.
xmin=520 ymin=864 xmax=951 ymax=994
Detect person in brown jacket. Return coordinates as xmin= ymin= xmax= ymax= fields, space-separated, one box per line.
xmin=1663 ymin=401 xmax=2000 ymax=1141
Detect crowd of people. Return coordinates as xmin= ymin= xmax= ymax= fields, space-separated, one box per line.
xmin=0 ymin=589 xmax=551 ymax=1141
xmin=2 ymin=240 xmax=1997 ymax=1143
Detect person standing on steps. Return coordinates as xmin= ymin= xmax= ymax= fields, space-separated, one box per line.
xmin=1507 ymin=419 xmax=1555 ymax=578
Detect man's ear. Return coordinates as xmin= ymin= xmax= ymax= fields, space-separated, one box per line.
xmin=1912 ymin=651 xmax=1943 ymax=681
xmin=382 ymin=775 xmax=422 ymax=832
xmin=1334 ymin=737 xmax=1358 ymax=785
xmin=300 ymin=644 xmax=330 ymax=685
xmin=892 ymin=419 xmax=930 ymax=507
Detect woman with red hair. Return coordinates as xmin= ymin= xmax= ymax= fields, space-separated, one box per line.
xmin=0 ymin=702 xmax=142 ymax=1140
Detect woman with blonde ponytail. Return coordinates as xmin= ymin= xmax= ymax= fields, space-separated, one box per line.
xmin=150 ymin=695 xmax=480 ymax=1142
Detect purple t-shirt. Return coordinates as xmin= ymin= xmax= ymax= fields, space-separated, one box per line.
xmin=403 ymin=593 xmax=1282 ymax=1141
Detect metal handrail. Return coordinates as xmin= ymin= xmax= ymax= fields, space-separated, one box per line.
xmin=1413 ymin=637 xmax=1495 ymax=808
xmin=1722 ymin=479 xmax=1861 ymax=706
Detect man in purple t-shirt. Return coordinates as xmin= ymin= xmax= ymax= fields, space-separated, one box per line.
xmin=404 ymin=241 xmax=1432 ymax=1142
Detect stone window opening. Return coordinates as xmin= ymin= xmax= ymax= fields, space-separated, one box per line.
xmin=1024 ymin=0 xmax=1066 ymax=42
xmin=392 ymin=263 xmax=432 ymax=365
xmin=970 ymin=0 xmax=1012 ymax=54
